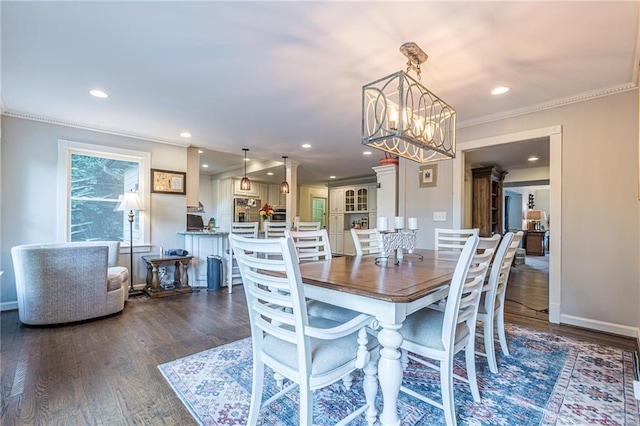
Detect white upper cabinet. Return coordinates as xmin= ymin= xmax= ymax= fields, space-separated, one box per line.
xmin=233 ymin=179 xmax=260 ymax=198
xmin=329 ymin=188 xmax=344 ymax=213
xmin=268 ymin=184 xmax=285 ymax=207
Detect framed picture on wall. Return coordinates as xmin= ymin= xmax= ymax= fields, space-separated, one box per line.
xmin=151 ymin=169 xmax=186 ymax=194
xmin=419 ymin=164 xmax=438 ymax=188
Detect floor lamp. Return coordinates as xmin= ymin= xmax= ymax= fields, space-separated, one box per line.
xmin=117 ymin=189 xmax=145 ymax=297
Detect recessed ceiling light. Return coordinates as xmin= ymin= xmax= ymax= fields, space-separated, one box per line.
xmin=329 ymin=175 xmax=336 ymax=179
xmin=202 ymin=164 xmax=209 ymax=168
xmin=180 ymin=132 xmax=192 ymax=138
xmin=491 ymin=86 xmax=510 ymax=95
xmin=302 ymin=143 xmax=312 ymax=148
xmin=89 ymin=89 xmax=108 ymax=98
xmin=267 ymin=172 xmax=274 ymax=176
xmin=528 ymin=156 xmax=539 ymax=162
xmin=363 ymin=151 xmax=372 ymax=155
xmin=198 ymin=149 xmax=203 ymax=154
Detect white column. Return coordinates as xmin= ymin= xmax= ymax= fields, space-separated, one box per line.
xmin=372 ymin=164 xmax=398 ymax=221
xmin=286 ymin=161 xmax=299 ymax=222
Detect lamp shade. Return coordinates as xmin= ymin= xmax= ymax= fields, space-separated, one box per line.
xmin=116 ymin=190 xmax=145 ymax=212
xmin=526 ymin=210 xmax=546 ymax=221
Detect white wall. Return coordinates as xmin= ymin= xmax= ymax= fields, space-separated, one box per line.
xmin=1 ymin=116 xmax=189 ymax=309
xmin=400 ymin=89 xmax=639 ymax=335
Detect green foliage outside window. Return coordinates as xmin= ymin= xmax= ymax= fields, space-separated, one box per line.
xmin=70 ymin=154 xmax=138 ymax=242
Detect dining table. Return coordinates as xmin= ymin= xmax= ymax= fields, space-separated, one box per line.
xmin=298 ymin=249 xmax=461 ymax=426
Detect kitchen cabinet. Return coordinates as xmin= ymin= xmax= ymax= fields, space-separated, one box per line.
xmin=268 ymin=184 xmax=285 ymax=207
xmin=233 ymin=178 xmax=260 ymax=198
xmin=344 ymin=186 xmax=369 ymax=213
xmin=343 ymin=231 xmax=356 ymax=255
xmin=344 ymin=187 xmax=356 ymax=212
xmin=329 ymin=188 xmax=344 ymax=213
xmin=472 ymin=166 xmax=507 ymax=237
xmin=328 ymin=213 xmax=344 ymax=254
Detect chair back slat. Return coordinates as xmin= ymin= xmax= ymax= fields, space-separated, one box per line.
xmin=264 ymin=222 xmax=292 ymax=238
xmin=435 ymin=228 xmax=479 ymax=251
xmin=285 ymin=229 xmax=332 ymax=261
xmin=295 ymin=221 xmax=321 ymax=231
xmin=350 ymin=228 xmax=381 ymax=255
xmin=229 ymin=234 xmax=310 ymax=356
xmin=231 ymin=222 xmax=259 ymax=238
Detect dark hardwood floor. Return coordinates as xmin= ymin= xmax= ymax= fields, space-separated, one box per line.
xmin=1 ymin=289 xmax=250 ymax=426
xmin=1 ymin=274 xmax=637 ymax=425
xmin=505 ymin=255 xmax=550 ymax=321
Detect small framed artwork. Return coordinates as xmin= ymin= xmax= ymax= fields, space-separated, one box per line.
xmin=151 ymin=169 xmax=186 ymax=194
xmin=419 ymin=164 xmax=438 ymax=188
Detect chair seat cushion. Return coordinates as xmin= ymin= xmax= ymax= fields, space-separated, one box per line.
xmin=307 ymin=300 xmax=362 ymax=323
xmin=400 ymin=308 xmax=469 ymax=351
xmin=263 ymin=316 xmax=374 ymax=377
xmin=107 ymin=266 xmax=128 ymax=292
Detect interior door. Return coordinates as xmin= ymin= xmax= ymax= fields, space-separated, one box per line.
xmin=311 ymin=197 xmax=326 ymax=228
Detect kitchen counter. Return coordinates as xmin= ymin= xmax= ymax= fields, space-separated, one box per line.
xmin=178 ymin=230 xmax=229 ymax=235
xmin=178 ymin=231 xmax=229 ymax=288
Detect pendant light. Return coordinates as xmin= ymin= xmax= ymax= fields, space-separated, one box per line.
xmin=280 ymin=156 xmax=290 ymax=194
xmin=240 ymin=148 xmax=251 ymax=191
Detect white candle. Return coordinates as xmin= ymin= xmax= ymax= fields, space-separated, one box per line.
xmin=394 ymin=216 xmax=405 ymax=230
xmin=408 ymin=217 xmax=418 ymax=230
xmin=377 ymin=217 xmax=388 ymax=232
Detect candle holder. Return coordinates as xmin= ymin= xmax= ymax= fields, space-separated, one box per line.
xmin=375 ymin=229 xmax=423 ymax=266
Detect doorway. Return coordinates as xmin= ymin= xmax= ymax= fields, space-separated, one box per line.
xmin=311 ymin=197 xmax=326 ymax=228
xmin=452 ymin=125 xmax=562 ymax=324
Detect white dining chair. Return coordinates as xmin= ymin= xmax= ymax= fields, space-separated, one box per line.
xmin=226 ymin=222 xmax=258 ymax=293
xmin=435 ymin=228 xmax=479 ymax=251
xmin=228 ymin=234 xmax=379 ymax=426
xmin=477 ymin=230 xmax=524 ymax=369
xmin=264 ymin=221 xmax=291 ymax=238
xmin=285 ymin=228 xmax=331 ymax=262
xmin=398 ymin=235 xmax=490 ymax=426
xmin=294 ymin=221 xmax=322 ymax=231
xmin=350 ymin=228 xmax=381 ymax=255
xmin=475 ymin=232 xmax=514 ymax=373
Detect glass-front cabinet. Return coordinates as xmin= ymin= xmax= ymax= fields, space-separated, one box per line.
xmin=356 ymin=187 xmax=368 ymax=212
xmin=344 ymin=188 xmax=356 ymax=212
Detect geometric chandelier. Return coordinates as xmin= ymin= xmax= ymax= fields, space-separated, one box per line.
xmin=362 ymin=42 xmax=456 ymax=163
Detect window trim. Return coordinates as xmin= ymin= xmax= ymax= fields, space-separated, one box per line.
xmin=57 ymin=139 xmax=151 ymax=246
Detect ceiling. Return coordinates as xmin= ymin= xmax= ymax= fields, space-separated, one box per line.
xmin=2 ymin=1 xmax=638 ymax=186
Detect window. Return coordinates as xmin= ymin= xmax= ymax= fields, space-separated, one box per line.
xmin=57 ymin=140 xmax=150 ymax=246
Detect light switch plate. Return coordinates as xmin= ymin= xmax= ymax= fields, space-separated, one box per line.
xmin=433 ymin=211 xmax=447 ymax=221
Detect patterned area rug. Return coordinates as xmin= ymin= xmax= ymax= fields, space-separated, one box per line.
xmin=158 ymin=324 xmax=639 ymax=425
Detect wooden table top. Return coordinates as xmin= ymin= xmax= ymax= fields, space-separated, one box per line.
xmin=298 ymin=249 xmax=460 ymax=303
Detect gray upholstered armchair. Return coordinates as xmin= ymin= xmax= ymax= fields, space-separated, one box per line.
xmin=11 ymin=241 xmax=128 ymax=325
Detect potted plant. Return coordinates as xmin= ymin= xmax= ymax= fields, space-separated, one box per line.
xmin=258 ymin=203 xmax=274 ymax=221
xmin=379 ymin=152 xmax=399 ymax=166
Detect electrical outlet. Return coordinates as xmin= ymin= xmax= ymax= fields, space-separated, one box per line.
xmin=433 ymin=211 xmax=447 ymax=221
xmin=634 ymin=380 xmax=640 ymax=400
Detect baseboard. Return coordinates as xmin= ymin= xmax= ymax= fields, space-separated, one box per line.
xmin=1 ymin=301 xmax=18 ymax=312
xmin=560 ymin=314 xmax=638 ymax=338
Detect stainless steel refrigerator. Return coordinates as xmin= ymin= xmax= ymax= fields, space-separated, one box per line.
xmin=234 ymin=197 xmax=262 ymax=223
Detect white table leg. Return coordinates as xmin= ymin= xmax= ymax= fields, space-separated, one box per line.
xmin=377 ymin=322 xmax=403 ymax=426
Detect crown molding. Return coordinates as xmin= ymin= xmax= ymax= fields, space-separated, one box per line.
xmin=1 ymin=109 xmax=191 ymax=148
xmin=458 ymin=82 xmax=637 ymax=128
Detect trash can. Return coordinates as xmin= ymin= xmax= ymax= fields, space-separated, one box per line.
xmin=207 ymin=255 xmax=223 ymax=291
